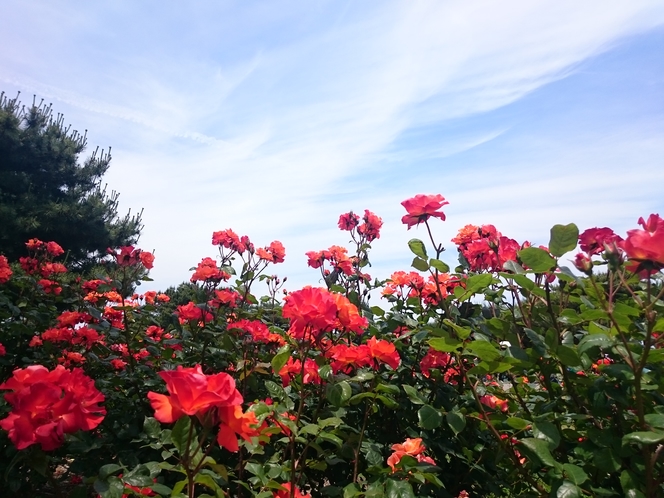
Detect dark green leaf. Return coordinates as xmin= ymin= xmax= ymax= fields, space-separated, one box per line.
xmin=327 ymin=381 xmax=352 ymax=407
xmin=99 ymin=464 xmax=122 ymax=480
xmin=385 ymin=479 xmax=415 ymax=498
xmin=418 ymin=405 xmax=442 ymax=429
xmin=622 ymin=431 xmax=664 ymax=446
xmin=578 ymin=334 xmax=612 ymax=354
xmin=402 ymin=384 xmax=426 ymax=405
xmin=519 ymin=438 xmax=557 ymax=467
xmin=557 ymin=345 xmax=581 ymax=367
xmin=533 ymin=421 xmax=561 ymax=449
xmin=549 ymin=224 xmax=579 ymax=257
xmin=555 ymin=480 xmax=582 ymax=498
xmin=446 ymin=411 xmax=466 ymax=434
xmin=171 ymin=416 xmax=192 ymax=455
xmin=562 ymin=463 xmax=588 ymax=485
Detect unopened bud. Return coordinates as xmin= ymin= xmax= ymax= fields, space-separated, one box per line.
xmin=573 ymin=253 xmax=593 ymax=275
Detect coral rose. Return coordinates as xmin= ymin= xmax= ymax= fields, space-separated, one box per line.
xmin=147 ymin=365 xmax=243 ymax=423
xmin=401 ymin=194 xmax=449 ymax=229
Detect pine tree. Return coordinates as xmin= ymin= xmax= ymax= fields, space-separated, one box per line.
xmin=0 ymin=92 xmax=143 ymax=267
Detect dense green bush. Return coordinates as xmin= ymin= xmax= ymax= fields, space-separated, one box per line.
xmin=0 ymin=195 xmax=662 ymax=498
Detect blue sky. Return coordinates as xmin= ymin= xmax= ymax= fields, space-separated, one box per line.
xmin=1 ymin=1 xmax=663 ymax=294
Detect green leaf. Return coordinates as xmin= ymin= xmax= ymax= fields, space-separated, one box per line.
xmin=171 ymin=416 xmax=192 ymax=455
xmin=408 ymin=239 xmax=428 ymax=259
xmin=555 ymin=480 xmax=582 ymax=498
xmin=518 ymin=247 xmax=557 ymax=272
xmin=524 ymin=328 xmax=548 ymax=355
xmin=429 ymin=337 xmax=463 ymax=353
xmin=446 ymin=411 xmax=466 ymax=434
xmin=593 ymin=448 xmax=621 ymax=473
xmin=557 ymin=345 xmax=581 ymax=367
xmin=519 ymin=438 xmax=557 ymax=467
xmin=411 ymin=257 xmax=429 ymax=272
xmin=533 ymin=421 xmax=561 ymax=449
xmin=94 ymin=477 xmax=125 ymax=498
xmin=402 ymin=384 xmax=426 ymax=405
xmin=327 ymin=381 xmax=352 ymax=407
xmin=562 ymin=464 xmax=588 ymax=485
xmin=645 ymin=413 xmax=664 ymax=429
xmin=443 ymin=318 xmax=471 ymax=340
xmin=429 ymin=258 xmax=449 ymax=273
xmin=99 ymin=464 xmax=122 ymax=480
xmin=271 ymin=345 xmax=291 ymax=375
xmin=385 ymin=479 xmax=415 ymax=498
xmin=143 ymin=417 xmax=161 ymax=438
xmin=620 ymin=470 xmax=646 ymax=498
xmin=549 ymin=224 xmax=579 ymax=257
xmin=578 ymin=333 xmax=612 ymax=354
xmin=343 ymin=483 xmax=361 ymax=498
xmin=466 ymin=341 xmax=501 ymax=362
xmin=502 ymin=260 xmax=525 ymax=274
xmin=506 ymin=417 xmax=531 ymax=430
xmin=418 ymin=405 xmax=442 ymax=429
xmin=622 ymin=430 xmax=664 ymax=446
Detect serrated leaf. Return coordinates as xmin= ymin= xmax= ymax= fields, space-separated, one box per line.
xmin=408 ymin=239 xmax=428 ymax=259
xmin=418 ymin=405 xmax=442 ymax=429
xmin=549 ymin=224 xmax=579 ymax=257
xmin=171 ymin=416 xmax=192 ymax=455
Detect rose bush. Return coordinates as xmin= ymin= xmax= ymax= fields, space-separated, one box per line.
xmin=0 ymin=199 xmax=662 ymax=497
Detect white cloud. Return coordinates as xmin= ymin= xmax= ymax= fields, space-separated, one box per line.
xmin=1 ymin=1 xmax=663 ymax=291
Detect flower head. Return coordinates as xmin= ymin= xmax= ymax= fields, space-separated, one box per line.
xmin=401 ymin=194 xmax=449 ymax=229
xmin=147 ymin=365 xmax=243 ymax=423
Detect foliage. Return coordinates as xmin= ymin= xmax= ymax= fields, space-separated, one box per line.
xmin=0 ymin=197 xmax=663 ymax=498
xmin=0 ymin=91 xmax=142 ymax=268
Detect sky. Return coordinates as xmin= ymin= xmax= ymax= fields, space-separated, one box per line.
xmin=1 ymin=1 xmax=663 ymax=295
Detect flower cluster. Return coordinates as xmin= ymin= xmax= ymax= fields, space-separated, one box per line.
xmin=452 ymin=224 xmax=522 ymax=272
xmin=282 ymin=286 xmax=368 ymax=341
xmin=0 ymin=255 xmax=12 ymax=283
xmin=0 ymin=365 xmax=106 ymax=450
xmin=111 ymin=245 xmax=155 ymax=269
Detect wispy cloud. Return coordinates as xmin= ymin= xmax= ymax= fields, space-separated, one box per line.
xmin=1 ymin=1 xmax=663 ymax=291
